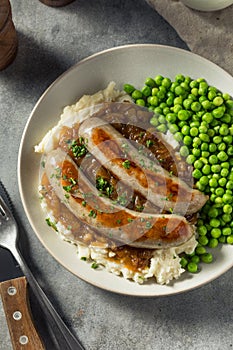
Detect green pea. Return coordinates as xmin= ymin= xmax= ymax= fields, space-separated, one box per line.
xmin=141 ymin=86 xmax=152 ymax=97
xmin=187 ymin=262 xmax=198 ymax=273
xmin=169 ymin=124 xmax=179 ymax=134
xmin=209 ymin=155 xmax=218 ymax=164
xmin=197 ymin=225 xmax=207 ymax=236
xmin=180 ymin=257 xmax=188 ymax=268
xmin=123 ymin=84 xmax=135 ymax=94
xmin=136 ymin=99 xmax=145 ymax=107
xmin=212 ymin=106 xmax=225 ymax=119
xmin=222 ymin=227 xmax=231 ymax=236
xmin=210 ymin=218 xmax=221 ymax=228
xmin=226 ymin=181 xmax=233 ymax=190
xmin=202 ymin=164 xmax=211 ymax=175
xmin=220 ymin=168 xmax=229 ymax=177
xmin=194 ymin=160 xmax=203 ymax=169
xmin=213 ymin=96 xmax=224 ymax=106
xmin=199 ymin=133 xmax=210 ymax=142
xmin=208 ymin=208 xmax=218 ymax=219
xmin=202 ymin=112 xmax=213 ymax=123
xmin=152 ymin=87 xmax=159 ymax=96
xmin=132 ymin=89 xmax=143 ymax=100
xmin=211 ymin=228 xmax=221 ymax=238
xmin=198 ymin=236 xmax=209 ymax=246
xmin=192 ymin=169 xmax=202 ymax=179
xmin=223 ymin=135 xmax=233 ymax=144
xmin=150 ymin=116 xmax=159 ymax=127
xmin=180 ymin=145 xmax=189 ymax=157
xmin=154 ymin=75 xmax=163 ymax=86
xmin=162 ymin=77 xmax=171 ymax=89
xmin=227 ymin=235 xmax=233 ymax=244
xmin=183 ymin=135 xmax=192 ymax=146
xmin=147 ymin=96 xmax=159 ymax=106
xmin=157 ymin=124 xmax=167 ymax=133
xmin=166 ymin=113 xmax=176 ymax=123
xmin=222 ymin=214 xmax=232 ymax=223
xmin=209 ymin=178 xmax=218 ymax=187
xmin=223 ymin=204 xmax=232 ymax=214
xmin=196 ymin=245 xmax=206 ymax=255
xmin=215 ymin=187 xmax=224 ymax=196
xmin=208 ymin=238 xmax=219 ymax=248
xmin=186 ymin=154 xmax=196 ymax=164
xmin=211 ymin=164 xmax=221 ymax=173
xmin=213 ymin=136 xmax=222 ymax=144
xmin=183 ymin=99 xmax=192 ymax=110
xmin=201 ymin=253 xmax=213 ymax=264
xmin=199 ymin=176 xmax=209 ymax=186
xmin=181 ymin=125 xmax=190 ymax=135
xmin=145 ymin=77 xmax=156 ymax=87
xmin=178 ymin=109 xmax=190 ymax=121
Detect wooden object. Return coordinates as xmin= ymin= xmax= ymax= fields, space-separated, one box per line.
xmin=0 ymin=0 xmax=18 ymax=70
xmin=39 ymin=0 xmax=75 ymax=6
xmin=0 ymin=277 xmax=45 ymax=350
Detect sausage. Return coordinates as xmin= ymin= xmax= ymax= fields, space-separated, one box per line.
xmin=44 ymin=148 xmax=194 ymax=249
xmin=78 ymin=117 xmax=208 ymax=215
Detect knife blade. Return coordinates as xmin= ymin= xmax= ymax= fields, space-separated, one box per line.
xmin=0 ymin=247 xmax=45 ymax=350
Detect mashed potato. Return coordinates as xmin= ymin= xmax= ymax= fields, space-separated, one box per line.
xmin=36 ymin=82 xmax=198 ymax=285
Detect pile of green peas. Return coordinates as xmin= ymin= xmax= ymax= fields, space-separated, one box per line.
xmin=123 ymin=74 xmax=233 ymax=274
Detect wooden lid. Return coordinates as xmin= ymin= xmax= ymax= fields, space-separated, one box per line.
xmin=0 ymin=0 xmax=11 ymax=31
xmin=0 ymin=12 xmax=17 ymax=70
xmin=39 ymin=0 xmax=75 ymax=6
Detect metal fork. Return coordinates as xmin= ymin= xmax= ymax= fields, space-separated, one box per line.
xmin=0 ymin=193 xmax=85 ymax=350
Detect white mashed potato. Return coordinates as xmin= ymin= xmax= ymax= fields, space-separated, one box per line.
xmin=36 ymin=82 xmax=198 ymax=285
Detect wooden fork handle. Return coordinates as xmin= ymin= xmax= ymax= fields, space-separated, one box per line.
xmin=0 ymin=276 xmax=45 ymax=350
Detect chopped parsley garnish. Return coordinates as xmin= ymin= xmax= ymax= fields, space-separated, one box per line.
xmin=91 ymin=262 xmax=99 ymax=269
xmin=81 ymin=257 xmax=87 ymax=261
xmin=63 ymin=185 xmax=73 ymax=192
xmin=122 ymin=160 xmax=131 ymax=169
xmin=145 ymin=221 xmax=152 ymax=229
xmin=45 ymin=218 xmax=58 ymax=231
xmin=146 ymin=139 xmax=154 ymax=148
xmin=70 ymin=138 xmax=88 ymax=158
xmin=88 ymin=210 xmax=97 ymax=218
xmin=96 ymin=176 xmax=113 ymax=197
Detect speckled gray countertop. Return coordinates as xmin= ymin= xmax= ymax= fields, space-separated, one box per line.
xmin=1 ymin=1 xmax=233 ymax=349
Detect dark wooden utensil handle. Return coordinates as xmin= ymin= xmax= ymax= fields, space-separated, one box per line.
xmin=39 ymin=0 xmax=75 ymax=6
xmin=0 ymin=277 xmax=45 ymax=350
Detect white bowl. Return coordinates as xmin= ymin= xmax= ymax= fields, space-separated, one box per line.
xmin=18 ymin=44 xmax=233 ymax=296
xmin=180 ymin=0 xmax=233 ymax=11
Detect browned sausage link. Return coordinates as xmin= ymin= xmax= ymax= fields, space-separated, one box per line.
xmin=79 ymin=117 xmax=208 ymax=215
xmin=57 ymin=120 xmax=160 ymax=213
xmin=91 ymin=102 xmax=191 ymax=181
xmin=45 ymin=149 xmax=194 ymax=249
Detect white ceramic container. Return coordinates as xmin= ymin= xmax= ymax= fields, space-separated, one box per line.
xmin=180 ymin=0 xmax=233 ymax=11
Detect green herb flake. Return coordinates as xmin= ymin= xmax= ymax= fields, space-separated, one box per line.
xmin=88 ymin=210 xmax=97 ymax=218
xmin=145 ymin=221 xmax=152 ymax=229
xmin=63 ymin=185 xmax=73 ymax=192
xmin=146 ymin=139 xmax=154 ymax=148
xmin=91 ymin=262 xmax=99 ymax=269
xmin=81 ymin=257 xmax=87 ymax=261
xmin=122 ymin=160 xmax=131 ymax=169
xmin=45 ymin=218 xmax=58 ymax=231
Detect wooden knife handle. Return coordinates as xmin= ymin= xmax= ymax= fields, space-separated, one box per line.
xmin=0 ymin=276 xmax=45 ymax=350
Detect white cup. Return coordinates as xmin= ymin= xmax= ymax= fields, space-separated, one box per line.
xmin=180 ymin=0 xmax=233 ymax=11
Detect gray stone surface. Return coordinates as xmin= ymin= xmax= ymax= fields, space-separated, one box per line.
xmin=0 ymin=0 xmax=233 ymax=349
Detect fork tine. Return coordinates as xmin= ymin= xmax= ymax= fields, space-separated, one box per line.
xmin=0 ymin=195 xmax=12 ymax=219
